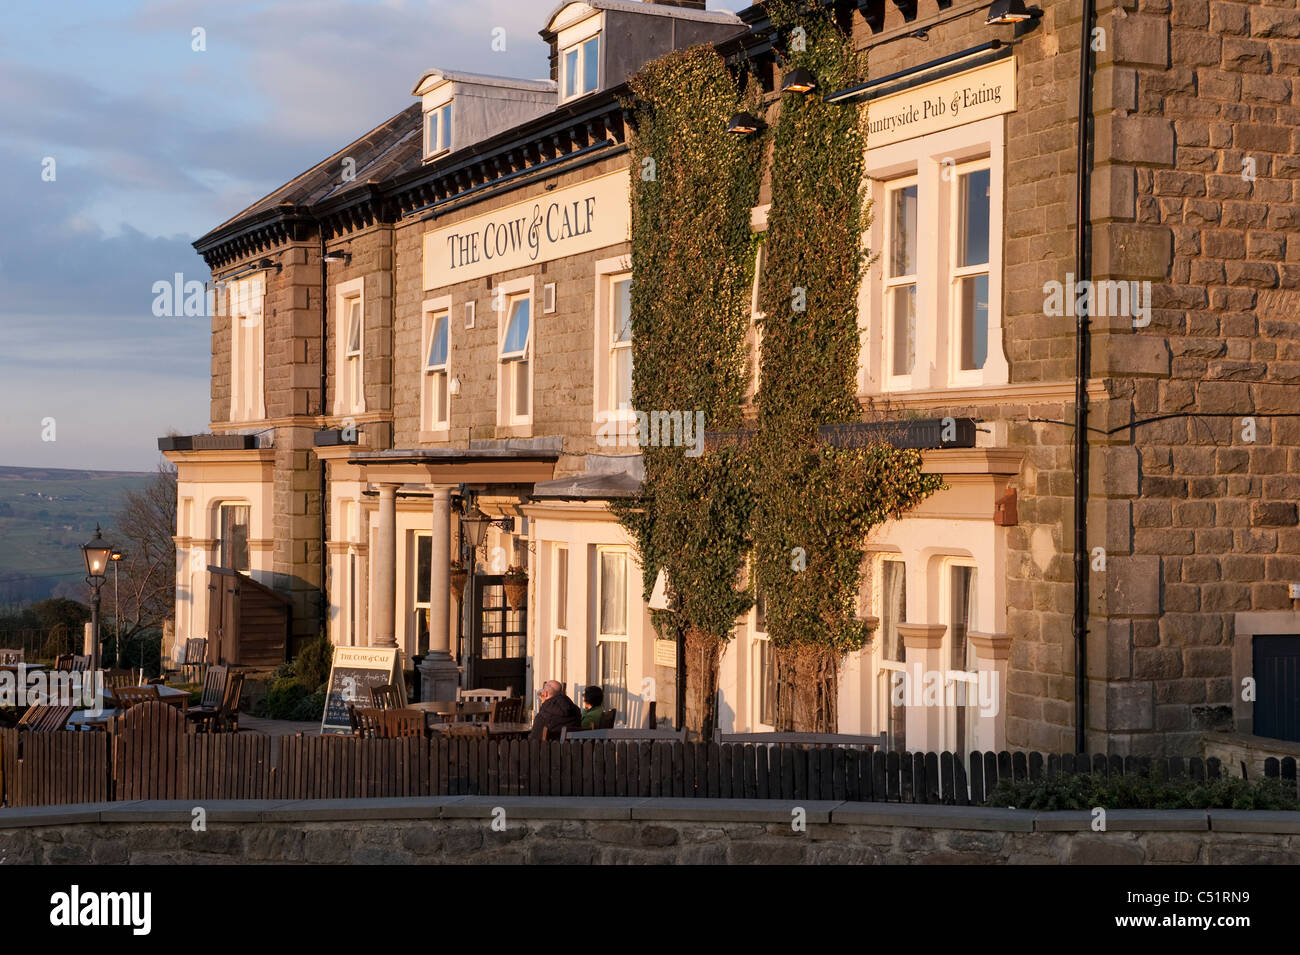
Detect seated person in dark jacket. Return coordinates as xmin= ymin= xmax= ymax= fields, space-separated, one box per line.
xmin=530 ymin=680 xmax=582 ymax=739
xmin=580 ymin=685 xmax=605 ymax=730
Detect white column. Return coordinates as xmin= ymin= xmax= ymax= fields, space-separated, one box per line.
xmin=373 ymin=484 xmax=398 ymax=649
xmin=968 ymin=631 xmax=1010 ymax=752
xmin=420 ymin=486 xmax=460 ymax=701
xmin=898 ymin=622 xmax=946 ymax=753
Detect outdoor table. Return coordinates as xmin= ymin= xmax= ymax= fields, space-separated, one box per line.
xmin=66 ymin=708 xmax=118 ymax=730
xmin=103 ymin=685 xmax=190 ymax=712
xmin=409 ymin=700 xmax=492 ymax=722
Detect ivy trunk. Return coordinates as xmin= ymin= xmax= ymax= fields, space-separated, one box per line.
xmin=684 ymin=627 xmax=723 ymax=739
xmin=773 ymin=643 xmax=840 ymax=733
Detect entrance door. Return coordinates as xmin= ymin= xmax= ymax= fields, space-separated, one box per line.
xmin=470 ymin=575 xmax=526 ymax=694
xmin=1253 ymin=635 xmax=1300 ymax=742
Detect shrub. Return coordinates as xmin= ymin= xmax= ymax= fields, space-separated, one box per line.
xmin=987 ymin=771 xmax=1300 ymax=811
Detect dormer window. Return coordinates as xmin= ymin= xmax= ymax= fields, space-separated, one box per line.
xmin=424 ymin=102 xmax=452 ymax=158
xmin=562 ymin=35 xmax=599 ymax=100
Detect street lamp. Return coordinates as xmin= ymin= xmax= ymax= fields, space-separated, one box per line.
xmin=81 ymin=526 xmax=114 ymax=671
xmin=110 ymin=549 xmax=123 ymax=671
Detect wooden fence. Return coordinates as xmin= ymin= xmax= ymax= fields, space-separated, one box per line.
xmin=7 ymin=724 xmax=1285 ymax=809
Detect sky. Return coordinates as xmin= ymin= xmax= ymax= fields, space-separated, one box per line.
xmin=0 ymin=0 xmax=749 ymax=472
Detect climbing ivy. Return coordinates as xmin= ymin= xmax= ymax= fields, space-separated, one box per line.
xmin=613 ymin=47 xmax=763 ymax=733
xmin=751 ymin=1 xmax=942 ymax=730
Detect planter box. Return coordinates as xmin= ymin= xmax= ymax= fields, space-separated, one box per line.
xmin=190 ymin=434 xmax=258 ymax=450
xmin=156 ymin=436 xmax=193 ymax=452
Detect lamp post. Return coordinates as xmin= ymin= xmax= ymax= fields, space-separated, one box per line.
xmin=110 ymin=549 xmax=122 ymax=669
xmin=81 ymin=526 xmax=114 ymax=672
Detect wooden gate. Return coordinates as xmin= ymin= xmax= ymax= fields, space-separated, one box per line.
xmin=207 ymin=567 xmax=291 ymax=667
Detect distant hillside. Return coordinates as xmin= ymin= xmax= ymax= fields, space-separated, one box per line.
xmin=0 ymin=466 xmax=155 ymax=604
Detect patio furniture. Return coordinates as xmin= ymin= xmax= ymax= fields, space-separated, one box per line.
xmin=369 ymin=684 xmax=403 ymax=710
xmin=0 ymin=649 xmax=24 ymax=665
xmin=647 ymin=701 xmax=656 ymax=729
xmin=489 ymin=696 xmax=523 ymax=723
xmin=440 ymin=722 xmax=488 ymax=739
xmin=15 ymin=704 xmax=75 ymax=732
xmin=351 ymin=706 xmax=383 ymax=739
xmin=187 ymin=669 xmax=244 ymax=733
xmin=458 ymin=687 xmax=510 ymax=704
xmin=103 ymin=669 xmax=135 ymax=689
xmin=182 ymin=637 xmax=208 ymax=682
xmin=71 ymin=655 xmax=91 ymax=672
xmin=54 ymin=654 xmax=74 ymax=672
xmin=107 ymin=684 xmax=190 ymax=711
xmin=114 ymin=686 xmax=160 ymax=711
xmin=410 ymin=700 xmax=492 ymax=723
xmin=379 ymin=708 xmax=425 ymax=739
xmin=599 ymin=707 xmax=617 ymax=729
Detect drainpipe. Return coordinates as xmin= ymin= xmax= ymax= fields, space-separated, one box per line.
xmin=318 ymin=228 xmax=329 ymax=641
xmin=1073 ymin=0 xmax=1097 ymax=755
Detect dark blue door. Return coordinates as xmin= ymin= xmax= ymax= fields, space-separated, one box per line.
xmin=1253 ymin=635 xmax=1300 ymax=742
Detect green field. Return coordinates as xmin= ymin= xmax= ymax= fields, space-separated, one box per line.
xmin=0 ymin=466 xmax=154 ymax=603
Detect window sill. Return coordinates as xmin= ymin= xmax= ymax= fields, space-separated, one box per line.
xmin=419 ymin=428 xmax=451 ymax=444
xmin=495 ymin=423 xmax=534 ymax=440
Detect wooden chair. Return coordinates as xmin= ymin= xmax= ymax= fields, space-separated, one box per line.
xmin=54 ymin=654 xmax=74 ymax=671
xmin=16 ymin=704 xmax=75 ymax=732
xmin=647 ymin=700 xmax=657 ymax=729
xmin=369 ymin=684 xmax=402 ymax=710
xmin=188 ymin=669 xmax=244 ymax=734
xmin=114 ymin=685 xmax=160 ymax=711
xmin=489 ymin=696 xmax=523 ymax=723
xmin=0 ymin=649 xmax=24 ymax=665
xmin=103 ymin=669 xmax=135 ymax=689
xmin=458 ymin=687 xmax=510 ymax=704
xmin=182 ymin=637 xmax=208 ymax=682
xmin=71 ymin=655 xmax=91 ymax=672
xmin=598 ymin=707 xmax=617 ymax=729
xmin=351 ymin=707 xmax=384 ymax=739
xmin=379 ymin=708 xmax=425 ymax=739
xmin=184 ymin=664 xmax=228 ymax=728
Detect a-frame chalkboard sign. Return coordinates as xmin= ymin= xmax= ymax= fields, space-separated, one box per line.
xmin=320 ymin=646 xmax=406 ymax=735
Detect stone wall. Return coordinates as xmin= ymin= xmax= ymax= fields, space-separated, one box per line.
xmin=2 ymin=798 xmax=1298 ymax=865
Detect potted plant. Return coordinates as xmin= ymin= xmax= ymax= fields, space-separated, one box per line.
xmin=503 ymin=564 xmax=528 ymax=610
xmin=449 ymin=561 xmax=468 ymax=595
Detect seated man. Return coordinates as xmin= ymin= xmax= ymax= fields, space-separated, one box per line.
xmin=529 ymin=679 xmax=582 ymax=740
xmin=579 ymin=685 xmax=605 ymax=730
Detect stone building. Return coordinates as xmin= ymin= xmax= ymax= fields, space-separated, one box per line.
xmin=167 ymin=0 xmax=1300 ymax=757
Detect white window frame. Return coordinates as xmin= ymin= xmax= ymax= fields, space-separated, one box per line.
xmin=745 ymin=242 xmax=765 ymax=405
xmin=424 ymin=102 xmax=452 ymax=158
xmin=553 ymin=544 xmax=569 ymax=688
xmin=874 ymin=553 xmax=907 ymax=749
xmin=216 ymin=501 xmax=251 ymax=572
xmin=334 ymin=277 xmax=366 ymax=416
xmin=226 ymin=274 xmax=266 ymax=422
xmin=949 ymin=159 xmax=994 ymax=387
xmin=422 ymin=296 xmax=453 ymax=437
xmin=592 ymin=256 xmax=635 ymax=443
xmin=750 ymin=589 xmax=775 ymax=732
xmin=608 ymin=272 xmax=633 ymax=413
xmin=882 ymin=175 xmax=919 ymax=391
xmin=562 ymin=34 xmax=600 ymax=101
xmin=861 ymin=116 xmax=1007 ymax=394
xmin=595 ymin=546 xmax=630 ymax=718
xmin=495 ymin=277 xmax=534 ymax=429
xmin=939 ymin=556 xmax=979 ymax=754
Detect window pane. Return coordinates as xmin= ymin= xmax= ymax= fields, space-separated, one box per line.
xmin=612 ymin=347 xmax=632 ymax=411
xmin=881 ymin=560 xmax=906 ymax=662
xmin=435 ymin=372 xmax=448 ymax=424
xmin=503 ymin=298 xmax=530 ymax=355
xmin=891 ymin=285 xmax=916 ymax=376
xmin=755 ymin=588 xmax=766 ymax=633
xmin=220 ymin=505 xmax=250 ymax=572
xmin=514 ymin=360 xmax=529 ymax=417
xmin=599 ymin=640 xmax=627 ymax=718
xmin=565 ymin=48 xmax=579 ymax=97
xmin=426 ymin=111 xmax=437 ymax=152
xmin=416 ymin=535 xmax=431 ymax=605
xmin=599 ymin=552 xmax=627 ymax=636
xmin=554 ymin=634 xmax=567 ymax=685
xmin=427 ymin=313 xmax=448 ymax=368
xmin=951 ymin=565 xmax=977 ymax=755
xmin=959 ymin=273 xmax=989 ymax=371
xmin=612 ymin=278 xmax=632 ymax=342
xmin=759 ymin=639 xmax=775 ymax=726
xmin=889 ymin=184 xmax=918 ymax=277
xmin=582 ymin=37 xmax=599 ymax=93
xmin=959 ymin=169 xmax=990 ymax=267
xmin=440 ymin=105 xmax=452 ymax=152
xmin=555 ymin=548 xmax=568 ymax=631
xmin=346 ymin=304 xmax=361 ymax=353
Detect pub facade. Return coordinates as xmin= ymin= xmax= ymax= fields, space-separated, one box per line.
xmin=170 ymin=0 xmax=1300 ymax=758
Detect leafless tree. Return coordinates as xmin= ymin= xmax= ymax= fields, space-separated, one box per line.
xmin=103 ymin=464 xmax=177 ymax=641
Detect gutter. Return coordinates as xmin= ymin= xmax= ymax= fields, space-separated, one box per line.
xmin=1073 ymin=0 xmax=1097 ymax=755
xmin=319 ymin=228 xmax=329 ymax=639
